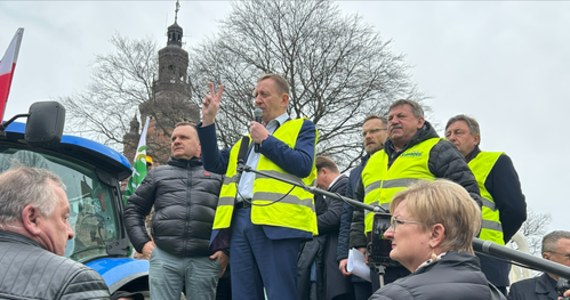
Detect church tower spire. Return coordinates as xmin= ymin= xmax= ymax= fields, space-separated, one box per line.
xmin=167 ymin=0 xmax=183 ymax=47
xmin=134 ymin=0 xmax=199 ymax=164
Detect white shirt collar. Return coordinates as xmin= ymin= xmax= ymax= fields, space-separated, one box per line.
xmin=328 ymin=174 xmax=342 ymax=190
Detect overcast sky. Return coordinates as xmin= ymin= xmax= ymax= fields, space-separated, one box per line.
xmin=1 ymin=1 xmax=568 ymax=233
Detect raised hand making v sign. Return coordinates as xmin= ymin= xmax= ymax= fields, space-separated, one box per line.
xmin=197 ymin=74 xmax=319 ymax=300
xmin=201 ymin=82 xmax=224 ymax=126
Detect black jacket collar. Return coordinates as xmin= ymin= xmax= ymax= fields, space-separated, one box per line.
xmin=465 ymin=146 xmax=482 ymax=163
xmin=168 ymin=156 xmax=202 ymax=168
xmin=535 ymin=273 xmax=559 ymax=298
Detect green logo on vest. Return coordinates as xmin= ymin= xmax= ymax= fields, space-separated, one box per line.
xmin=400 ymin=151 xmax=422 ymax=157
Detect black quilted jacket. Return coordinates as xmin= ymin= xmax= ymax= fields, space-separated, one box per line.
xmin=370 ymin=252 xmax=498 ymax=300
xmin=124 ymin=157 xmax=223 ymax=257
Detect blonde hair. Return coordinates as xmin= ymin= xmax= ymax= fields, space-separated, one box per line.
xmin=390 ymin=179 xmax=481 ymax=254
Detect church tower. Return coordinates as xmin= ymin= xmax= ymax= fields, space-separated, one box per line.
xmin=125 ymin=1 xmax=200 ymax=165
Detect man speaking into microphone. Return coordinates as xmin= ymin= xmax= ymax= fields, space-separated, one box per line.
xmin=198 ymin=73 xmax=319 ymax=300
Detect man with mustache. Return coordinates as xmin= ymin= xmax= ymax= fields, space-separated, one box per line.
xmin=350 ymin=99 xmax=482 ymax=293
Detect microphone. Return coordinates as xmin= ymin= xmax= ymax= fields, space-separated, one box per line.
xmin=473 ymin=238 xmax=570 ymax=280
xmin=254 ymin=108 xmax=263 ymax=152
xmin=237 ymin=136 xmax=250 ymax=173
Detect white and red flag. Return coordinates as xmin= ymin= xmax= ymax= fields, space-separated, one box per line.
xmin=0 ymin=28 xmax=24 ymax=121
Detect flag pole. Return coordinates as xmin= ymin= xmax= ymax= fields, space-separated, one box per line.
xmin=0 ymin=28 xmax=24 ymax=121
xmin=123 ymin=116 xmax=151 ymax=205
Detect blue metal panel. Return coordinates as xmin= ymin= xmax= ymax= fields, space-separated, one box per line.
xmin=85 ymin=257 xmax=149 ymax=292
xmin=59 ymin=136 xmax=131 ymax=170
xmin=4 ymin=121 xmax=130 ymax=169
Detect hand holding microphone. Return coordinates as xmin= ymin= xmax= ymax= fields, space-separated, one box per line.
xmin=250 ymin=108 xmax=267 ymax=152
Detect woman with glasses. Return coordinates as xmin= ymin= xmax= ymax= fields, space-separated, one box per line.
xmin=370 ymin=179 xmax=505 ymax=300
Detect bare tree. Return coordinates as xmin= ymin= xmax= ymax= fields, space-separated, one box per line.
xmin=61 ymin=1 xmax=420 ymax=171
xmin=188 ymin=0 xmax=420 ymax=170
xmin=62 ymin=35 xmax=159 ymax=150
xmin=519 ymin=209 xmax=552 ymax=256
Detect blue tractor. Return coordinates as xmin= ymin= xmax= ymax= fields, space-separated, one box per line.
xmin=0 ymin=101 xmax=149 ymax=295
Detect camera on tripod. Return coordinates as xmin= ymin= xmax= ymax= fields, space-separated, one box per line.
xmin=368 ymin=212 xmax=399 ymax=268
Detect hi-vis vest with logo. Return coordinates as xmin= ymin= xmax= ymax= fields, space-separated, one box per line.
xmin=212 ymin=118 xmax=318 ymax=235
xmin=469 ymin=151 xmax=504 ymax=245
xmin=362 ymin=138 xmax=440 ymax=234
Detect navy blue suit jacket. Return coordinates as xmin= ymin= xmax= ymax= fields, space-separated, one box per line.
xmin=198 ymin=119 xmax=316 ymax=240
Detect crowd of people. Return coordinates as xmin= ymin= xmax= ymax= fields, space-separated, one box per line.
xmin=1 ymin=73 xmax=569 ymax=300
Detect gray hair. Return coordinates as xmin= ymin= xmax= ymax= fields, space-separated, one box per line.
xmin=542 ymin=230 xmax=570 ymax=253
xmin=389 ymin=99 xmax=424 ymax=118
xmin=0 ymin=167 xmax=65 ymax=225
xmin=445 ymin=114 xmax=481 ymax=136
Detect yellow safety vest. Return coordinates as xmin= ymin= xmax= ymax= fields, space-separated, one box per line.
xmin=362 ymin=138 xmax=440 ymax=234
xmin=213 ymin=118 xmax=318 ymax=235
xmin=469 ymin=151 xmax=504 ymax=245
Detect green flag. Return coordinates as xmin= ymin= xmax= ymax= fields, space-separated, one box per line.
xmin=123 ymin=116 xmax=151 ymax=205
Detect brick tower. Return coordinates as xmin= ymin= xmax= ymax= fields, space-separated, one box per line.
xmin=124 ymin=1 xmax=200 ymax=165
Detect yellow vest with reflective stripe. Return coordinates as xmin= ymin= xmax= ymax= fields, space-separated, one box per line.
xmin=213 ymin=118 xmax=318 ymax=235
xmin=468 ymin=151 xmax=504 ymax=245
xmin=362 ymin=138 xmax=440 ymax=234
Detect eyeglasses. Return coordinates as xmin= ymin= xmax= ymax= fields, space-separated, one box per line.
xmin=546 ymin=251 xmax=570 ymax=260
xmin=389 ymin=217 xmax=421 ymax=230
xmin=362 ymin=128 xmax=387 ymax=137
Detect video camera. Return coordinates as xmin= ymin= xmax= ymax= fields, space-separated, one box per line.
xmin=558 ymin=277 xmax=570 ymax=300
xmin=236 ymin=164 xmax=570 ymax=286
xmin=368 ymin=212 xmax=399 ymax=268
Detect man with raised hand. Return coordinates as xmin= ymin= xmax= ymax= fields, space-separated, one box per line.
xmin=198 ymin=73 xmax=318 ymax=300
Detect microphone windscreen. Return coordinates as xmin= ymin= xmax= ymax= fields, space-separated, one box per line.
xmin=254 ymin=108 xmax=263 ymax=123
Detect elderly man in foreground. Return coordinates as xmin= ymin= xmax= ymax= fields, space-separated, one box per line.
xmin=0 ymin=167 xmax=110 ymax=299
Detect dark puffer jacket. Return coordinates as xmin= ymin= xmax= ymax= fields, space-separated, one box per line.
xmin=0 ymin=231 xmax=110 ymax=300
xmin=370 ymin=252 xmax=498 ymax=300
xmin=124 ymin=157 xmax=223 ymax=257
